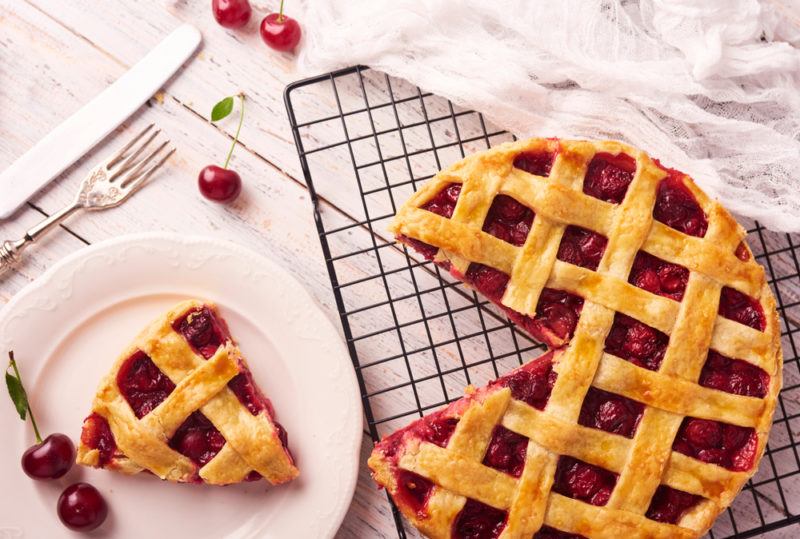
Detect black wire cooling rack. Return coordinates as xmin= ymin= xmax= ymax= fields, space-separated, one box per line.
xmin=285 ymin=65 xmax=800 ymax=538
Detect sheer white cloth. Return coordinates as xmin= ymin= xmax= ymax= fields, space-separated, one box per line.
xmin=296 ymin=0 xmax=800 ymax=232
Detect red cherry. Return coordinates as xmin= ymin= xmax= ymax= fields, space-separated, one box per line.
xmin=212 ymin=0 xmax=252 ymax=29
xmin=683 ymin=419 xmax=722 ymax=448
xmin=596 ymin=398 xmax=635 ymax=434
xmin=260 ymin=13 xmax=302 ymax=52
xmin=198 ymin=165 xmax=242 ymax=202
xmin=538 ymin=302 xmax=577 ymax=340
xmin=177 ymin=431 xmax=207 ymax=462
xmin=21 ymin=433 xmax=75 ymax=480
xmin=57 ymin=483 xmax=108 ymax=532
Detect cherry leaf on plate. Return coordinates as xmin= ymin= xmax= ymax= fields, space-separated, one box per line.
xmin=211 ymin=96 xmax=234 ymax=122
xmin=6 ymin=352 xmax=43 ymax=442
xmin=5 ymin=367 xmax=28 ymax=421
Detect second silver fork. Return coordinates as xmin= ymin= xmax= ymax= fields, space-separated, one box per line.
xmin=0 ymin=124 xmax=174 ymax=277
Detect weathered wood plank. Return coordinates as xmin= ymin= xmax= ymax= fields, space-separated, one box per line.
xmin=0 ymin=204 xmax=88 ymax=301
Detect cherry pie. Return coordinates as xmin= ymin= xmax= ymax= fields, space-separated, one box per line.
xmin=76 ymin=299 xmax=298 ymax=485
xmin=371 ymin=139 xmax=782 ymax=537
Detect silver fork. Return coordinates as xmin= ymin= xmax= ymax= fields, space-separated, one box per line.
xmin=0 ymin=124 xmax=174 ymax=277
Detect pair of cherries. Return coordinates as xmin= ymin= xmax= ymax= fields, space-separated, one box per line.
xmin=212 ymin=0 xmax=302 ymax=52
xmin=9 ymin=353 xmax=107 ymax=532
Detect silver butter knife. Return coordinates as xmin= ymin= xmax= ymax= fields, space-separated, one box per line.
xmin=0 ymin=24 xmax=201 ymax=219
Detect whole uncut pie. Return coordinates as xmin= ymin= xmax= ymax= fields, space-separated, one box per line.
xmin=77 ymin=299 xmax=298 ymax=485
xmin=369 ymin=139 xmax=782 ymax=538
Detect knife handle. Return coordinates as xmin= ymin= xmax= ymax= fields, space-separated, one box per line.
xmin=0 ymin=202 xmax=81 ymax=278
xmin=0 ymin=240 xmax=24 ymax=278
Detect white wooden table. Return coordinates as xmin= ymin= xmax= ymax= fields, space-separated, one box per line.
xmin=2 ymin=2 xmax=798 ymax=538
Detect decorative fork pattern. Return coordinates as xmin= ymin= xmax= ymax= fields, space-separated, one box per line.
xmin=0 ymin=124 xmax=174 ymax=277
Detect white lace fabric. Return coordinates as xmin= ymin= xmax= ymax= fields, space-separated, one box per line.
xmin=296 ymin=0 xmax=800 ymax=232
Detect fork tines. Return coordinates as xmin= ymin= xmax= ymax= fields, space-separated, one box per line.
xmin=107 ymin=124 xmax=175 ymax=191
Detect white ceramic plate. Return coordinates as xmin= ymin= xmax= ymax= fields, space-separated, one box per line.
xmin=0 ymin=233 xmax=362 ymax=538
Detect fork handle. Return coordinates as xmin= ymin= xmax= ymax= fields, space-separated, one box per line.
xmin=0 ymin=202 xmax=81 ymax=278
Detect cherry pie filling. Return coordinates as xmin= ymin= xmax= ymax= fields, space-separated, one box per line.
xmin=452 ymin=499 xmax=508 ymax=539
xmin=80 ymin=413 xmax=117 ymax=467
xmin=482 ymin=426 xmax=528 ymax=478
xmin=646 ymin=486 xmax=702 ymax=524
xmin=381 ymin=412 xmax=459 ymax=462
xmin=534 ymin=527 xmax=587 ymax=539
xmin=718 ymin=286 xmax=766 ymax=331
xmin=396 ymin=182 xmax=463 ymax=262
xmin=397 ymin=235 xmax=441 ymax=262
xmin=673 ymin=417 xmax=758 ymax=471
xmin=557 ymin=226 xmax=608 ymax=271
xmin=482 ymin=194 xmax=535 ymax=247
xmin=700 ymin=350 xmax=769 ymax=398
xmin=582 ymin=152 xmax=636 ymax=204
xmin=604 ymin=313 xmax=669 ymax=371
xmin=653 ymin=171 xmax=709 ymax=237
xmin=490 ymin=353 xmax=556 ymax=410
xmin=578 ymin=387 xmax=644 ymax=438
xmin=513 ymin=150 xmax=556 ymax=177
xmin=735 ymin=241 xmax=750 ymax=261
xmin=553 ymin=456 xmax=618 ymax=507
xmin=380 ymin=411 xmax=459 ymax=514
xmin=81 ymin=305 xmax=293 ymax=479
xmin=628 ymin=251 xmax=689 ymax=301
xmin=117 ymin=350 xmax=177 ymax=419
xmin=168 ymin=411 xmax=226 ymax=467
xmin=422 ymin=182 xmax=462 ymax=219
xmin=394 ymin=470 xmax=436 ymax=516
xmin=460 ymin=263 xmax=585 ymax=347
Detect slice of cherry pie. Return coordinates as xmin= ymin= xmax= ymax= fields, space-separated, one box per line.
xmin=76 ymin=299 xmax=298 ymax=485
xmin=371 ymin=138 xmax=782 ymax=538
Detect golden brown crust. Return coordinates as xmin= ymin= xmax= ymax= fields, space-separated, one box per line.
xmin=375 ymin=138 xmax=782 ymax=538
xmin=76 ymin=299 xmax=299 ymax=485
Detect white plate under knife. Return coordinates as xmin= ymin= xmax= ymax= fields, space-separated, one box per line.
xmin=0 ymin=233 xmax=363 ymax=538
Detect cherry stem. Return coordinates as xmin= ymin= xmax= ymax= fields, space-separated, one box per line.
xmin=8 ymin=352 xmax=42 ymax=444
xmin=278 ymin=0 xmax=285 ymax=22
xmin=223 ymin=93 xmax=245 ymax=170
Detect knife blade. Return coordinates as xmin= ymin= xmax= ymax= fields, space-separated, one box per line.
xmin=0 ymin=24 xmax=202 ymax=219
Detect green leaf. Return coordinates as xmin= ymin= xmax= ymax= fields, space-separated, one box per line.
xmin=211 ymin=96 xmax=235 ymax=122
xmin=5 ymin=370 xmax=28 ymax=421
